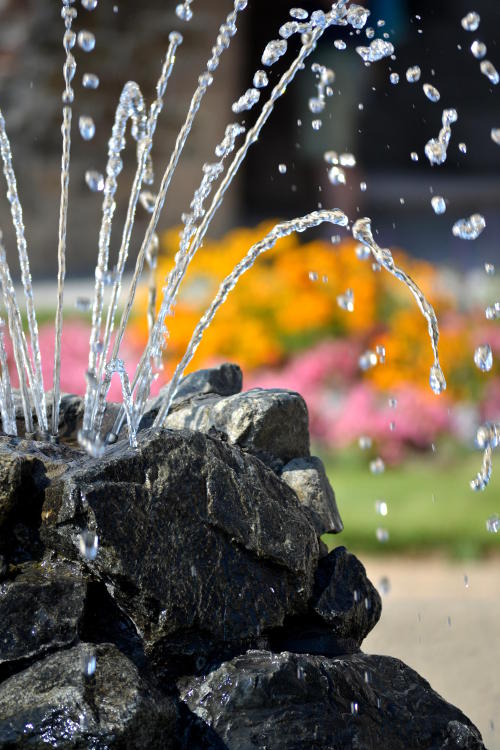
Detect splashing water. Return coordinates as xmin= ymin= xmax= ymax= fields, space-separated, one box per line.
xmin=452 ymin=213 xmax=486 ymax=240
xmin=424 ymin=108 xmax=458 ymax=166
xmin=471 ymin=423 xmax=500 ymax=491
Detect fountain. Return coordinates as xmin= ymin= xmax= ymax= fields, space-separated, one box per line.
xmin=0 ymin=1 xmax=493 ymax=747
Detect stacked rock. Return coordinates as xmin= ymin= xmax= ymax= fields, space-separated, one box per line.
xmin=0 ymin=365 xmax=484 ymax=748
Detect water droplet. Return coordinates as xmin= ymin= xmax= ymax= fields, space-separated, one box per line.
xmin=253 ymin=70 xmax=268 ymax=88
xmin=360 ymin=181 xmax=367 ymax=192
xmin=423 ymin=82 xmax=440 ymax=102
xmin=81 ymin=0 xmax=98 ymax=9
xmin=406 ymin=65 xmax=421 ymax=83
xmin=232 ymin=88 xmax=260 ymax=113
xmin=328 ymin=166 xmax=346 ymax=185
xmin=85 ymin=170 xmax=104 ymax=192
xmin=324 ymin=150 xmax=338 ymax=165
xmin=480 ymin=60 xmax=499 ymax=84
xmin=458 ymin=142 xmax=467 ymax=154
xmin=78 ymin=529 xmax=98 ymax=560
xmin=75 ymin=297 xmax=91 ymax=312
xmin=431 ymin=195 xmax=446 ymax=214
xmin=388 ymin=397 xmax=397 ymax=408
xmin=471 ymin=40 xmax=487 ymax=59
xmin=484 ymin=263 xmax=495 ymax=275
xmin=347 ymin=4 xmax=370 ymax=30
xmin=461 ymin=12 xmax=480 ymax=32
xmin=376 ymin=527 xmax=389 ymax=542
xmin=375 ymin=500 xmax=388 ymax=516
xmin=78 ymin=115 xmax=95 ymax=141
xmin=339 ymin=152 xmax=356 ymax=168
xmin=359 ymin=350 xmax=378 ymax=371
xmin=370 ymin=457 xmax=386 ymax=474
xmin=356 ymin=39 xmax=394 ymax=63
xmin=410 ymin=151 xmax=419 ymax=162
xmin=337 ymin=288 xmax=354 ymax=312
xmin=379 ymin=576 xmax=391 ymax=595
xmin=81 ymin=650 xmax=97 ymax=677
xmin=429 ymin=364 xmax=447 ymax=394
xmin=389 ymin=72 xmax=399 ymax=84
xmin=464 ymin=574 xmax=469 ymax=588
xmin=359 ymin=435 xmax=372 ymax=450
xmin=175 ymin=2 xmax=193 ymax=22
xmin=82 ymin=72 xmax=99 ymax=89
xmin=308 ymin=271 xmax=318 ymax=282
xmin=262 ymin=39 xmax=287 ymax=66
xmin=447 ymin=616 xmax=452 ymax=627
xmin=334 ymin=39 xmax=347 ymax=50
xmin=474 ymin=344 xmax=493 ymax=372
xmin=491 ymin=128 xmax=500 ymax=146
xmin=290 ymin=7 xmax=308 ymax=20
xmin=77 ymin=30 xmax=96 ymax=52
xmin=452 ymin=213 xmax=486 ymax=240
xmin=351 ymin=701 xmax=359 ymax=715
xmin=312 ymin=119 xmax=322 ymax=131
xmin=278 ymin=163 xmax=287 ymax=174
xmin=376 ymin=344 xmax=386 ymax=363
xmin=486 ymin=514 xmax=500 ymax=533
xmin=485 ymin=303 xmax=500 ymax=320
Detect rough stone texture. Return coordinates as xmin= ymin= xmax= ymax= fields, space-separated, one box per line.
xmin=280 ymin=456 xmax=343 ymax=535
xmin=0 ymin=643 xmax=177 ymax=749
xmin=164 ymin=388 xmax=310 ymax=463
xmin=157 ymin=362 xmax=243 ymax=405
xmin=0 ymin=560 xmax=86 ymax=666
xmin=41 ymin=428 xmax=319 ymax=663
xmin=179 ymin=649 xmax=485 ymax=750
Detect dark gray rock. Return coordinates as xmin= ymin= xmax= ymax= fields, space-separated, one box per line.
xmin=0 ymin=643 xmax=177 ymax=749
xmin=159 ymin=362 xmax=243 ymax=405
xmin=178 ymin=649 xmax=485 ymax=750
xmin=41 ymin=429 xmax=318 ymax=667
xmin=164 ymin=388 xmax=310 ymax=463
xmin=0 ymin=559 xmax=86 ymax=666
xmin=280 ymin=456 xmax=343 ymax=535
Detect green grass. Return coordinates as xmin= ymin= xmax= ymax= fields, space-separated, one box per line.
xmin=321 ymin=444 xmax=500 ymax=559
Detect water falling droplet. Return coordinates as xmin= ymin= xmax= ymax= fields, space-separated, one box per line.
xmin=77 ymin=30 xmax=96 ymax=52
xmin=75 ymin=296 xmax=91 ymax=312
xmin=346 ymin=4 xmax=370 ymax=30
xmin=359 ymin=435 xmax=372 ymax=450
xmin=78 ymin=529 xmax=99 ymax=560
xmin=491 ymin=128 xmax=500 ymax=146
xmin=371 ymin=457 xmax=386 ymax=474
xmin=85 ymin=170 xmax=104 ymax=192
xmin=452 ymin=213 xmax=486 ymax=240
xmin=423 ymin=82 xmax=440 ymax=102
xmin=376 ymin=344 xmax=386 ymax=363
xmin=175 ymin=2 xmax=193 ymax=22
xmin=376 ymin=527 xmax=389 ymax=542
xmin=308 ymin=271 xmax=318 ymax=282
xmin=139 ymin=190 xmax=157 ymax=213
xmin=464 ymin=574 xmax=470 ymax=588
xmin=328 ymin=165 xmax=346 ymax=184
xmin=81 ymin=650 xmax=97 ymax=677
xmin=388 ymin=397 xmax=397 ymax=408
xmin=360 ymin=181 xmax=367 ymax=192
xmin=278 ymin=163 xmax=288 ymax=175
xmin=356 ymin=39 xmax=394 ymax=63
xmin=410 ymin=151 xmax=419 ymax=162
xmin=232 ymin=88 xmax=260 ymax=113
xmin=359 ymin=350 xmax=378 ymax=371
xmin=429 ymin=363 xmax=447 ymax=394
xmin=474 ymin=344 xmax=493 ymax=372
xmin=290 ymin=7 xmax=308 ymax=20
xmin=324 ymin=150 xmax=339 ymax=165
xmin=389 ymin=72 xmax=399 ymax=84
xmin=81 ymin=0 xmax=98 ymax=9
xmin=82 ymin=72 xmax=99 ymax=89
xmin=355 ymin=243 xmax=370 ymax=260
xmin=480 ymin=60 xmax=499 ymax=84
xmin=471 ymin=40 xmax=487 ymax=59
xmin=78 ymin=115 xmax=95 ymax=140
xmin=461 ymin=12 xmax=480 ymax=32
xmin=337 ymin=288 xmax=354 ymax=312
xmin=379 ymin=576 xmax=391 ymax=595
xmin=334 ymin=39 xmax=347 ymax=50
xmin=339 ymin=152 xmax=356 ymax=168
xmin=458 ymin=142 xmax=467 ymax=154
xmin=375 ymin=500 xmax=388 ymax=516
xmin=261 ymin=39 xmax=288 ymax=66
xmin=253 ymin=69 xmax=268 ymax=88
xmin=484 ymin=263 xmax=495 ymax=275
xmin=312 ymin=119 xmax=322 ymax=131
xmin=431 ymin=195 xmax=446 ymax=214
xmin=486 ymin=514 xmax=500 ymax=533
xmin=406 ymin=65 xmax=421 ymax=83
xmin=485 ymin=303 xmax=500 ymax=320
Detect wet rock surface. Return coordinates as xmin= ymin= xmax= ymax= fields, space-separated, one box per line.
xmin=179 ymin=649 xmax=485 ymax=750
xmin=0 ymin=370 xmax=485 ymax=748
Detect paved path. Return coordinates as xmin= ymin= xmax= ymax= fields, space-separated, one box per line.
xmin=362 ymin=557 xmax=500 ymax=749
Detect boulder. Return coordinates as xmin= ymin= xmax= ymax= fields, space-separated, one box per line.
xmin=156 ymin=362 xmax=243 ymax=405
xmin=41 ymin=428 xmax=319 ymax=670
xmin=0 ymin=559 xmax=86 ymax=667
xmin=280 ymin=456 xmax=343 ymax=535
xmin=164 ymin=388 xmax=310 ymax=463
xmin=178 ymin=649 xmax=485 ymax=750
xmin=0 ymin=643 xmax=177 ymax=748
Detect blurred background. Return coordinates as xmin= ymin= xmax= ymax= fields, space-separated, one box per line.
xmin=0 ymin=0 xmax=499 ymax=743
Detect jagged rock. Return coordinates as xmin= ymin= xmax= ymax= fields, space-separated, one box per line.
xmin=41 ymin=428 xmax=318 ymax=670
xmin=280 ymin=456 xmax=343 ymax=535
xmin=0 ymin=559 xmax=86 ymax=666
xmin=0 ymin=643 xmax=177 ymax=749
xmin=164 ymin=388 xmax=310 ymax=463
xmin=178 ymin=649 xmax=485 ymax=750
xmin=157 ymin=362 xmax=243 ymax=405
xmin=266 ymin=546 xmax=381 ymax=657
